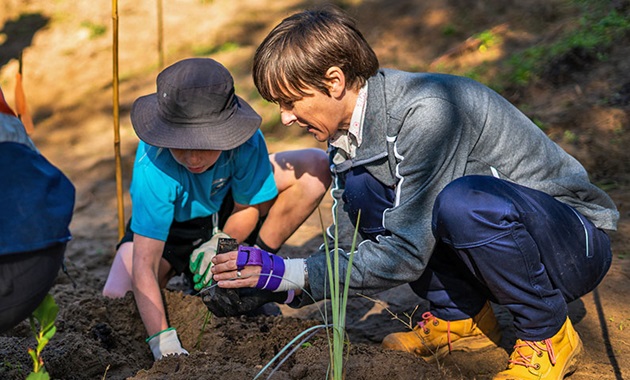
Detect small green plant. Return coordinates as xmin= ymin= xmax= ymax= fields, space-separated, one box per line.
xmin=27 ymin=294 xmax=59 ymax=380
xmin=563 ymin=130 xmax=578 ymax=144
xmin=80 ymin=21 xmax=107 ymax=39
xmin=195 ymin=310 xmax=213 ymax=349
xmin=321 ymin=209 xmax=361 ymax=379
xmin=192 ymin=41 xmax=240 ymax=56
xmin=502 ymin=3 xmax=630 ymax=88
xmin=442 ymin=24 xmax=457 ymax=37
xmin=594 ymin=179 xmax=618 ymax=191
xmin=252 ymin=209 xmax=361 ymax=379
xmin=532 ymin=118 xmax=547 ymax=132
xmin=474 ymin=29 xmax=501 ymax=53
xmin=248 ymin=209 xmax=361 ymax=379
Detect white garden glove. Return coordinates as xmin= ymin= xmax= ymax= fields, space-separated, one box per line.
xmin=189 ymin=231 xmax=230 ymax=290
xmin=146 ymin=327 xmax=189 ymax=360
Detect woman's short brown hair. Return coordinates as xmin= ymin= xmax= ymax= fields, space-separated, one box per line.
xmin=253 ymin=5 xmax=379 ymax=104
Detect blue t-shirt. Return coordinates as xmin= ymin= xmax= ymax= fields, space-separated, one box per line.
xmin=130 ymin=129 xmax=277 ymax=241
xmin=0 ymin=114 xmax=75 ymax=255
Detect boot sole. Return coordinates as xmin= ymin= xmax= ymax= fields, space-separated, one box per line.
xmin=561 ymin=333 xmax=584 ymax=378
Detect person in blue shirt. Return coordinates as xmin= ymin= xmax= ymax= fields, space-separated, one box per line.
xmin=102 ymin=58 xmax=330 ymax=361
xmin=0 ymin=86 xmax=75 ymax=333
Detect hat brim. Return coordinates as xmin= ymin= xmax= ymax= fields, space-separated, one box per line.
xmin=131 ymin=93 xmax=262 ymax=150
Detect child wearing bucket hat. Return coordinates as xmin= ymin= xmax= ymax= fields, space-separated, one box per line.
xmin=102 ymin=58 xmax=331 ymax=360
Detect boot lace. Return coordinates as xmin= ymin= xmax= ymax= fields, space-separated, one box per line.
xmin=509 ymin=338 xmax=557 ymax=370
xmin=417 ymin=312 xmax=453 ymax=353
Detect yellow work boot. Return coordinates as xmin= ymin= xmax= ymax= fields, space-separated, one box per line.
xmin=382 ymin=302 xmax=502 ymax=362
xmin=494 ymin=317 xmax=583 ymax=379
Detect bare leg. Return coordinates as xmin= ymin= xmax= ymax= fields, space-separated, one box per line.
xmin=258 ymin=148 xmax=331 ymax=250
xmin=103 ymin=241 xmax=174 ymax=298
xmin=103 ymin=242 xmax=134 ymax=298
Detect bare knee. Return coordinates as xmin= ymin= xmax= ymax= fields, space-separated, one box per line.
xmin=304 ymin=148 xmax=332 ymax=190
xmin=271 ymin=148 xmax=330 ymax=193
xmin=102 ymin=287 xmax=129 ymax=299
xmin=102 ymin=243 xmax=134 ymax=298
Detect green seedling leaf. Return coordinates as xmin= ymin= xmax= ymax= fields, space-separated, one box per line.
xmin=28 ymin=349 xmax=38 ymax=364
xmin=42 ymin=326 xmax=56 ymax=342
xmin=32 ymin=295 xmax=59 ymax=332
xmin=37 ymin=328 xmax=55 ymax=353
xmin=26 ymin=371 xmax=50 ymax=380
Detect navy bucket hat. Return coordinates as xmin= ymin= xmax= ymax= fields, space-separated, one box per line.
xmin=131 ymin=58 xmax=262 ymax=150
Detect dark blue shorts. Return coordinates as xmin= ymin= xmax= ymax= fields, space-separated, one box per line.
xmin=118 ymin=191 xmax=264 ymax=275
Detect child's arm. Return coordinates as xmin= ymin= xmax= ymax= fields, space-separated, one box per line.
xmin=132 ymin=234 xmax=167 ymax=334
xmin=132 ymin=234 xmax=187 ymax=359
xmin=221 ymin=201 xmax=263 ymax=242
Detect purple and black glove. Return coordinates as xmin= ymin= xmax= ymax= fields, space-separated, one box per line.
xmin=236 ymin=246 xmax=286 ymax=291
xmin=201 ymin=245 xmax=305 ymax=316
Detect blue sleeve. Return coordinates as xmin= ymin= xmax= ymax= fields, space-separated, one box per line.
xmin=231 ymin=130 xmax=278 ymax=205
xmin=129 ymin=144 xmax=178 ymax=241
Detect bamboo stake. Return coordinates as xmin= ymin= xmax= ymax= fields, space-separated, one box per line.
xmin=157 ymin=0 xmax=164 ymax=69
xmin=112 ymin=0 xmax=125 ymax=240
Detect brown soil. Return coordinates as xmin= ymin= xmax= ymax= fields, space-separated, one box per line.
xmin=1 ymin=0 xmax=629 ymax=379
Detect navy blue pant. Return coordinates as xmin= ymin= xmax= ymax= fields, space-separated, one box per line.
xmin=343 ymin=170 xmax=612 ymax=340
xmin=118 ymin=190 xmax=266 ymax=276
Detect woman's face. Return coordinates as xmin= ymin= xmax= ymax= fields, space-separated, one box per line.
xmin=278 ymin=89 xmax=342 ymax=142
xmin=169 ymin=149 xmax=222 ymax=173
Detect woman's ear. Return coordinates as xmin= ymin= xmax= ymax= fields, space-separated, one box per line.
xmin=325 ymin=66 xmax=345 ymax=98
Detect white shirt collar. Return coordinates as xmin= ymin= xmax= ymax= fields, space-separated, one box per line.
xmin=329 ymin=82 xmax=368 ymax=158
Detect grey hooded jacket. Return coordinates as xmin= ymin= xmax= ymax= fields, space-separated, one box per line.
xmin=301 ymin=69 xmax=618 ymax=305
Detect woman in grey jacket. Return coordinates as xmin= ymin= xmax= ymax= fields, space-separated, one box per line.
xmin=208 ymin=5 xmax=619 ymax=379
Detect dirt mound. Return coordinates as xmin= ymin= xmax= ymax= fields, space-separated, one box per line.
xmin=1 ymin=277 xmax=448 ymax=380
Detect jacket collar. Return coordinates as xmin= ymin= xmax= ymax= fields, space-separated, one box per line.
xmin=350 ymin=71 xmax=389 ymax=165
